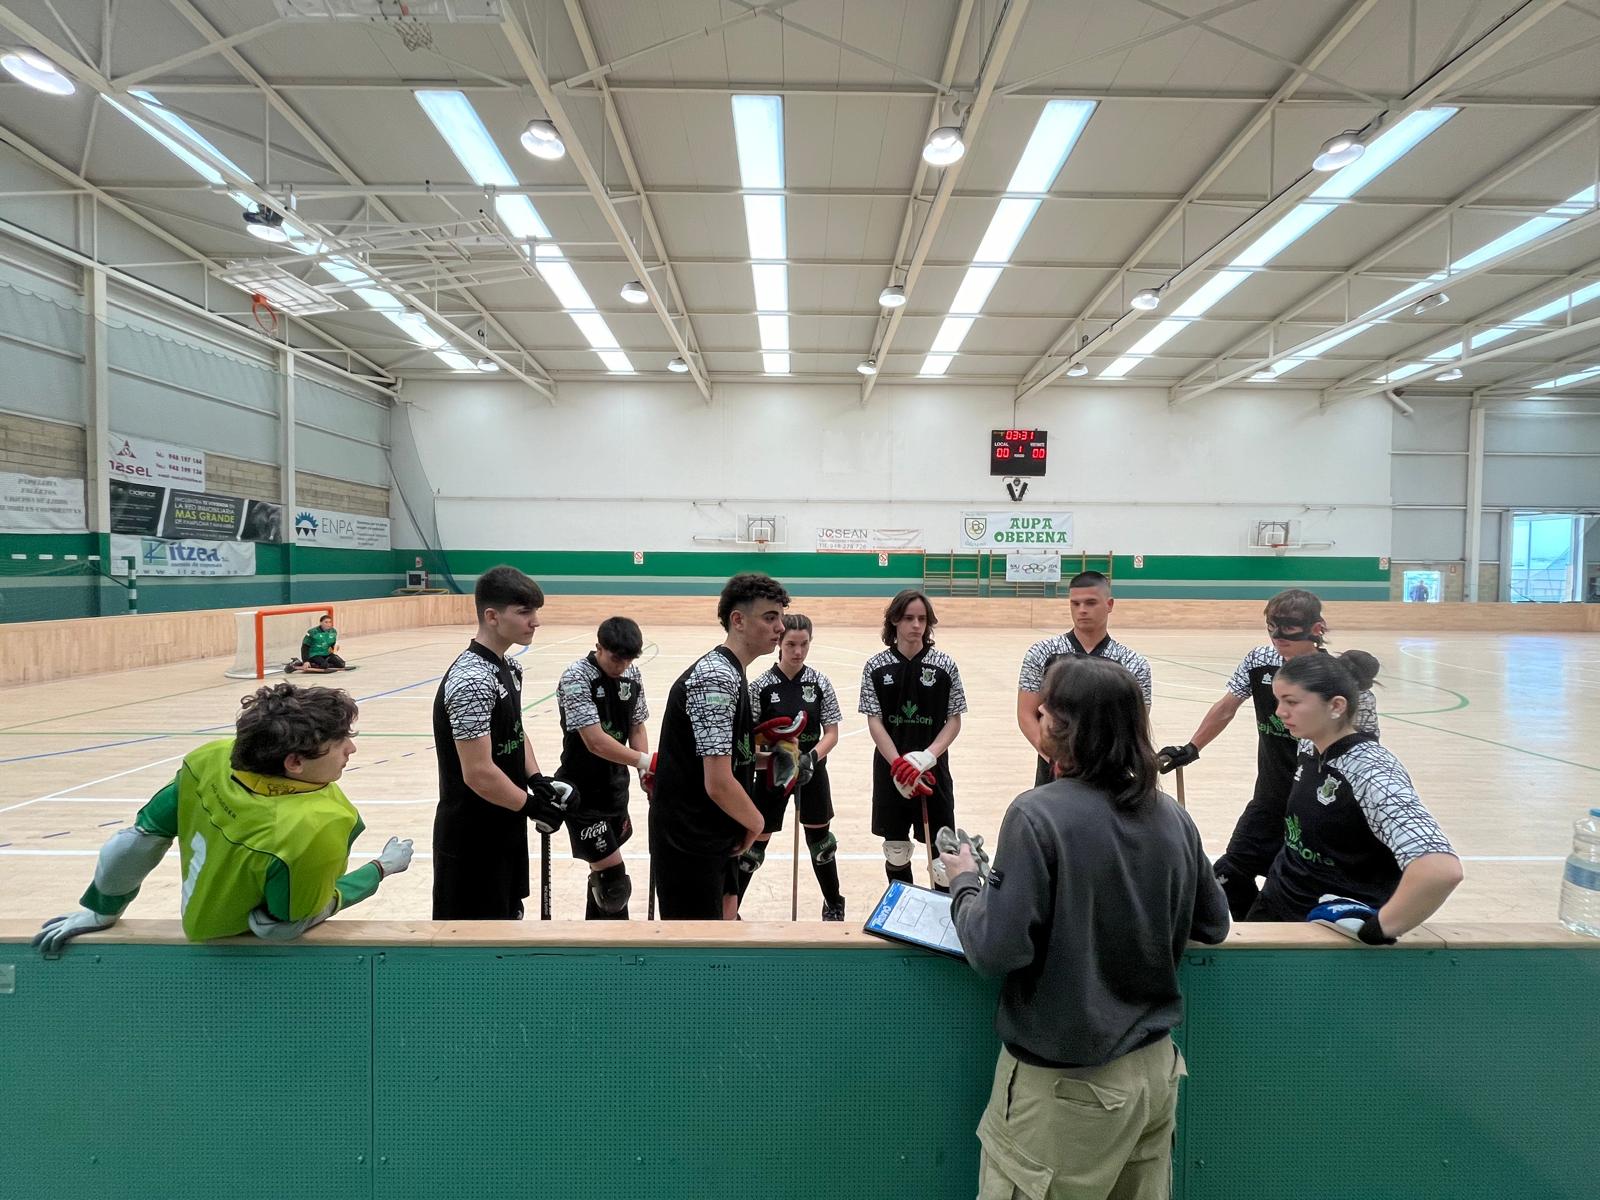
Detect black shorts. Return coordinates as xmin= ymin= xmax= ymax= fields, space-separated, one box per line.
xmin=870 ymin=787 xmax=955 ymax=843
xmin=754 ymin=765 xmax=835 ymax=833
xmin=648 ymin=815 xmax=737 ymax=919
xmin=432 ymin=849 xmax=526 ymax=920
xmin=565 ymin=810 xmax=633 ymax=863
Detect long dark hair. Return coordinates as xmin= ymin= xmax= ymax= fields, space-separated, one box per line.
xmin=1277 ymin=650 xmax=1381 ymax=723
xmin=881 ymin=588 xmax=936 ymax=648
xmin=1038 ymin=657 xmax=1157 ymax=809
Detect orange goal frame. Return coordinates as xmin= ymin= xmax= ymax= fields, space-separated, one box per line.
xmin=241 ymin=604 xmax=333 ymax=679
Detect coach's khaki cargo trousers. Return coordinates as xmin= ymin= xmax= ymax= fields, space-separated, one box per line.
xmin=976 ymin=1036 xmax=1186 ymax=1200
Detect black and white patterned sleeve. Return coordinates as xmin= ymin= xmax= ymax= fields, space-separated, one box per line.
xmin=943 ymin=654 xmax=969 ymax=717
xmin=684 ymin=655 xmax=741 ymax=757
xmin=1226 ymin=647 xmax=1271 ymax=698
xmin=1344 ymin=743 xmax=1455 ymax=868
xmin=1355 ymin=689 xmax=1379 ymax=737
xmin=1125 ymin=648 xmax=1153 ymax=707
xmin=557 ymin=661 xmax=601 ymax=730
xmin=818 ymin=673 xmax=843 ymax=726
xmin=443 ymin=658 xmax=498 ymax=741
xmin=1017 ymin=637 xmax=1055 ymax=692
xmin=629 ymin=665 xmax=649 ymax=726
xmin=748 ymin=673 xmax=766 ymax=724
xmin=858 ymin=656 xmax=883 ymax=717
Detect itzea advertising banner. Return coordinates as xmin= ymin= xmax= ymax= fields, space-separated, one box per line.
xmin=110 ymin=534 xmax=254 ymax=577
xmin=292 ymin=507 xmax=391 ymax=551
xmin=109 ymin=480 xmax=282 ymax=543
xmin=960 ymin=511 xmax=1073 ymax=549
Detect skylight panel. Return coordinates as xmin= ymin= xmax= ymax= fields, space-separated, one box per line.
xmin=919 ymin=353 xmax=955 ymax=376
xmin=973 ymin=198 xmax=1042 ymax=265
xmin=599 ymin=351 xmax=636 ymax=373
xmin=931 ymin=316 xmax=975 ymax=354
xmin=758 ymin=315 xmax=790 ymax=351
xmin=731 ymin=95 xmax=784 ymax=189
xmin=1006 ymin=99 xmax=1096 ymax=193
xmin=763 ymin=352 xmax=791 ymax=374
xmin=742 ymin=195 xmax=787 ymax=260
xmin=751 ymin=264 xmax=789 ymax=312
xmin=1533 ymin=365 xmax=1600 ymax=389
xmin=732 ymin=95 xmax=791 ymax=375
xmin=950 ymin=267 xmax=1003 ymax=315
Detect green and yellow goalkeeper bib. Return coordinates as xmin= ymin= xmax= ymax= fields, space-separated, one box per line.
xmin=174 ymin=739 xmax=361 ymax=940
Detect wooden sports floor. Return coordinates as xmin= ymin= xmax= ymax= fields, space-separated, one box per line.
xmin=2 ymin=620 xmax=1595 ymax=926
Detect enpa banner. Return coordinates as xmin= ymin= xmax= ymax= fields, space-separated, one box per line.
xmin=292 ymin=507 xmax=391 ymax=551
xmin=960 ymin=511 xmax=1073 ymax=549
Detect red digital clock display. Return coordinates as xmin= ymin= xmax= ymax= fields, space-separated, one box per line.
xmin=991 ymin=429 xmax=1048 ymax=476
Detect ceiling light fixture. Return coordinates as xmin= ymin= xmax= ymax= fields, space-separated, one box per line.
xmin=922 ymin=124 xmax=966 ymax=167
xmin=1434 ymin=367 xmax=1463 ymax=381
xmin=620 ymin=279 xmax=649 ymax=305
xmin=1413 ymin=292 xmax=1450 ymax=315
xmin=520 ymin=118 xmax=565 ymax=160
xmin=667 ymin=356 xmax=690 ymax=374
xmin=878 ymin=283 xmax=907 ymax=308
xmin=1130 ymin=287 xmax=1161 ymax=311
xmin=476 ymin=356 xmax=499 ymax=372
xmin=1066 ymin=362 xmax=1088 ymax=377
xmin=243 ymin=206 xmax=288 ymax=243
xmin=1313 ymin=131 xmax=1365 ymax=171
xmin=1 ymin=47 xmax=75 ymax=95
xmin=856 ymin=358 xmax=878 ymax=376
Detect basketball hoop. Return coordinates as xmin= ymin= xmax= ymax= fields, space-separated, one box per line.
xmin=391 ymin=3 xmax=434 ymax=51
xmin=251 ymin=293 xmax=280 ymax=338
xmin=753 ymin=536 xmax=769 ymax=552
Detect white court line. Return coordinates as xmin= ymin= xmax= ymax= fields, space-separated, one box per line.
xmin=41 ymin=752 xmax=188 ymax=801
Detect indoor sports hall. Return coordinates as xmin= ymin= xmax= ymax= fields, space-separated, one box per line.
xmin=0 ymin=3 xmax=1597 ymax=1199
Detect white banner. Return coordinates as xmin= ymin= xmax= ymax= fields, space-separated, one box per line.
xmin=110 ymin=534 xmax=254 ymax=577
xmin=1006 ymin=552 xmax=1062 ymax=582
xmin=815 ymin=526 xmax=923 ymax=552
xmin=961 ymin=511 xmax=1074 ymax=549
xmin=292 ymin=507 xmax=391 ymax=551
xmin=0 ymin=471 xmax=86 ymax=531
xmin=107 ymin=431 xmax=206 ymax=489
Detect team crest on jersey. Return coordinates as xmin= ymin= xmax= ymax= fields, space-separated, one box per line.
xmin=594 ymin=685 xmax=606 ymax=700
xmin=919 ymin=667 xmax=936 ymax=687
xmin=1261 ymin=671 xmax=1274 ymax=685
xmin=882 ymin=672 xmax=893 ymax=685
xmin=1316 ymin=777 xmax=1340 ymax=805
xmin=618 ymin=680 xmax=632 ymax=701
xmin=801 ymin=685 xmax=816 ymax=703
xmin=770 ymin=690 xmax=781 ymax=703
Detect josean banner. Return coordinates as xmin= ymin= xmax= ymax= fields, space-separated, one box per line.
xmin=961 ymin=511 xmax=1073 ymax=549
xmin=106 ymin=432 xmax=205 ymax=489
xmin=0 ymin=471 xmax=86 ymax=531
xmin=110 ymin=534 xmax=255 ymax=577
xmin=814 ymin=526 xmax=923 ymax=552
xmin=292 ymin=507 xmax=391 ymax=551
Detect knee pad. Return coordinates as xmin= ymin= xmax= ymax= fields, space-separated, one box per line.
xmin=882 ymin=839 xmax=913 ymax=868
xmin=805 ymin=827 xmax=838 ymax=865
xmin=588 ymin=864 xmax=632 ymax=914
xmin=738 ymin=840 xmax=769 ymax=876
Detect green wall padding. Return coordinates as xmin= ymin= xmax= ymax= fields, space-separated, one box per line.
xmin=1 ymin=940 xmax=1595 ymax=1200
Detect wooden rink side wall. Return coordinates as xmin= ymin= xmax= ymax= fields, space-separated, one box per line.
xmin=2 ymin=593 xmax=1596 ymax=687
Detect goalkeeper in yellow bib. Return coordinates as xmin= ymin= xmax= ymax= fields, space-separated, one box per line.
xmin=32 ymin=683 xmax=413 ymax=952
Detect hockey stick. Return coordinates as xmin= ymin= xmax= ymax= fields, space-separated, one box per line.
xmin=1174 ymin=765 xmax=1187 ymax=809
xmin=540 ymin=829 xmax=552 ymax=920
xmin=790 ymin=780 xmax=802 ymax=922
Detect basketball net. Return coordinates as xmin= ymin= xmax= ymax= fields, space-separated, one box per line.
xmin=251 ymin=293 xmax=280 ymax=337
xmin=391 ymin=3 xmax=434 ymax=51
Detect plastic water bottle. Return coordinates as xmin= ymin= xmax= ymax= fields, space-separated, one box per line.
xmin=1558 ymin=808 xmax=1600 ymax=937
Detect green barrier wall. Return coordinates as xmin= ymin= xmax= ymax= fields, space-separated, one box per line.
xmin=1 ymin=939 xmax=1594 ymax=1200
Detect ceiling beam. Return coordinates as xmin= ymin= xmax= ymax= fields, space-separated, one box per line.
xmin=159 ymin=0 xmax=556 ymax=399
xmin=1169 ymin=102 xmax=1600 ymax=405
xmin=1015 ymin=0 xmax=1570 ymax=402
xmin=860 ymin=0 xmax=1001 ymax=405
xmin=110 ymin=17 xmax=286 ymax=88
xmin=497 ymin=7 xmax=712 ymax=401
xmin=560 ymin=0 xmax=708 ymax=387
xmin=1014 ymin=0 xmax=1379 ymax=400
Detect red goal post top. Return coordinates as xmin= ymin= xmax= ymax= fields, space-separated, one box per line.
xmin=243 ymin=604 xmax=333 ymax=679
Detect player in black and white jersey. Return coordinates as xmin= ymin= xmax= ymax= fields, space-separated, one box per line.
xmin=432 ymin=566 xmax=576 ymax=920
xmin=1158 ymin=589 xmax=1380 ymax=919
xmin=554 ymin=617 xmax=651 ymax=920
xmin=1254 ymin=651 xmax=1461 ymax=942
xmin=648 ymin=573 xmax=789 ymax=920
xmin=859 ymin=588 xmax=967 ymax=890
xmin=743 ymin=614 xmax=846 ymax=920
xmin=1017 ymin=571 xmax=1151 ymax=787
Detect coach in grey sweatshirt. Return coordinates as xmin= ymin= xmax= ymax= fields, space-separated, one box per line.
xmin=943 ymin=656 xmax=1229 ymax=1200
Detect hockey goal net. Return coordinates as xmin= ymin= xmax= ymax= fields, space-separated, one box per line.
xmin=224 ymin=604 xmax=335 ymax=679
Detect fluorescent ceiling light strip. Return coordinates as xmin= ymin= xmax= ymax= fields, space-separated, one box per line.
xmin=938 ymin=99 xmax=1096 ymax=371
xmin=320 ymin=256 xmax=456 ymax=354
xmin=599 ymin=351 xmax=635 ymax=373
xmin=1533 ymin=365 xmax=1600 ymax=389
xmin=571 ymin=311 xmax=620 ymax=350
xmin=758 ymin=314 xmax=790 ymax=351
xmin=1120 ymin=107 xmax=1457 ymax=379
xmin=763 ymin=352 xmax=790 ymax=374
xmin=931 ymin=316 xmax=975 ymax=354
xmin=752 ymin=264 xmax=788 ymax=312
xmin=742 ymin=195 xmax=787 ymax=260
xmin=416 ymin=89 xmax=518 ymax=187
xmin=950 ymin=267 xmax=1003 ymax=315
xmin=435 ymin=351 xmax=477 ymax=370
xmin=731 ymin=95 xmax=785 ymax=189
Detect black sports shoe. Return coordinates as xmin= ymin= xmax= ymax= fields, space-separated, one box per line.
xmin=821 ymin=898 xmax=846 ymax=922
